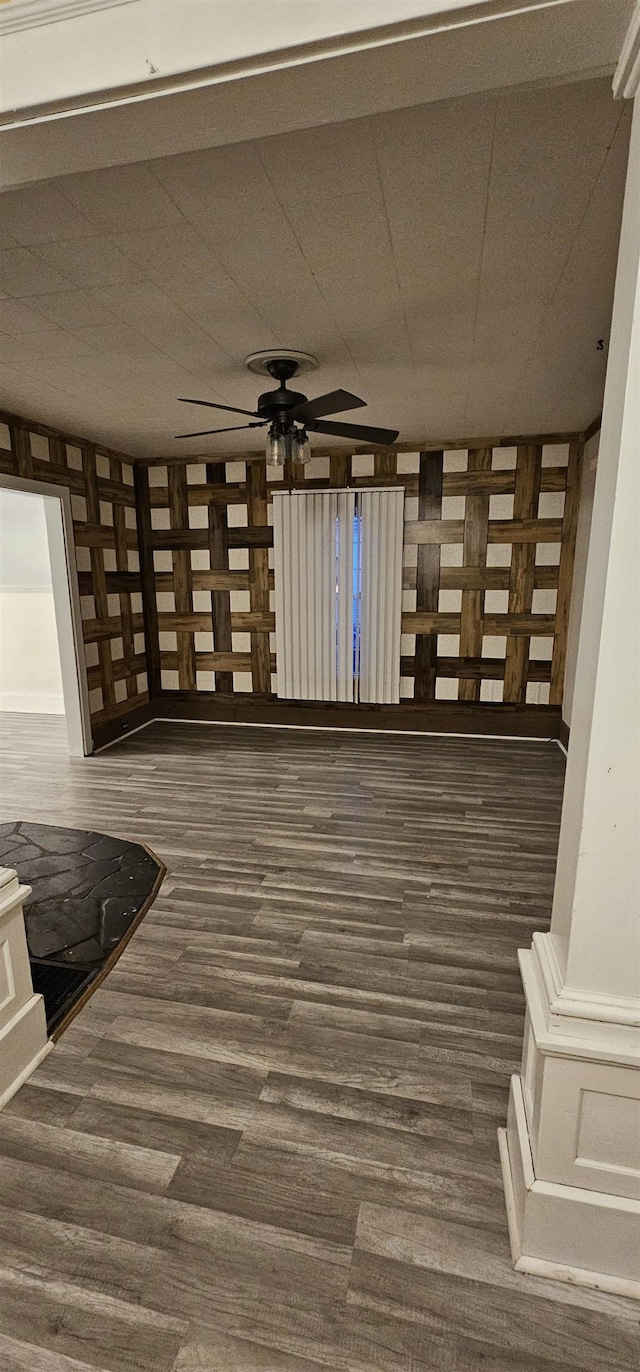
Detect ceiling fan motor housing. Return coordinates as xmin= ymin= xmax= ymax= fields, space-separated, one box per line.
xmin=257 ymin=386 xmax=308 ymax=424
xmin=258 ymin=358 xmax=308 ymax=431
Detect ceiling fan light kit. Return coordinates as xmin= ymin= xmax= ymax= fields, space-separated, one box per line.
xmin=266 ymin=426 xmax=311 ymax=467
xmin=175 ymin=352 xmax=399 ymax=458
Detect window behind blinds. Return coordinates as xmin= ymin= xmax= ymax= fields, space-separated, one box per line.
xmin=272 ymin=486 xmax=404 ymax=704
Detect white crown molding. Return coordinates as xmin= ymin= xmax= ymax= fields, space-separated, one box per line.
xmin=613 ymin=0 xmax=640 ymax=97
xmin=0 ymin=0 xmax=137 ymax=36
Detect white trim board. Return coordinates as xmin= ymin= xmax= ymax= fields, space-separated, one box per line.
xmin=0 ymin=693 xmax=65 ymax=714
xmin=0 ymin=1039 xmax=52 ymax=1112
xmin=500 ymin=1073 xmax=640 ymax=1299
xmin=498 ymin=1126 xmax=640 ymax=1301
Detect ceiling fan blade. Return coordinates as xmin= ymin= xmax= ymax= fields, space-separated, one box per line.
xmin=308 ymin=418 xmax=399 ymax=446
xmin=178 ymin=397 xmax=261 ymax=419
xmin=175 ymin=422 xmax=267 ymax=438
xmin=290 ymin=389 xmax=366 ymax=423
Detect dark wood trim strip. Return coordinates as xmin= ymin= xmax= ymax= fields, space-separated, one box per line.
xmin=151 ymin=527 xmax=274 ymax=550
xmin=83 ymin=444 xmax=115 ymax=709
xmin=88 ymin=697 xmax=156 ymax=750
xmin=504 ymin=444 xmax=543 ymax=704
xmin=373 ymin=451 xmax=397 ymax=480
xmin=0 ymin=407 xmax=134 ymax=464
xmin=47 ymin=436 xmax=68 ymax=467
xmin=414 ymin=450 xmax=443 ymax=702
xmin=583 ymin=414 xmax=602 ymax=443
xmin=558 ymin=717 xmax=570 ymax=749
xmin=330 ymin=453 xmax=352 ymax=488
xmin=458 ymin=447 xmax=492 ymax=702
xmin=10 ymin=424 xmax=34 ymax=480
xmin=246 ymin=458 xmax=271 ymax=695
xmin=110 ymin=456 xmax=138 ymax=700
xmin=153 ymin=691 xmax=564 ymax=739
xmin=550 ymin=438 xmax=583 ymax=705
xmin=168 ymin=463 xmax=196 ymax=691
xmin=133 ymin=464 xmax=162 ymax=698
xmin=206 ymin=460 xmax=234 ymax=692
xmin=137 ymin=429 xmax=584 ymax=466
xmin=403 ymin=655 xmax=552 ymax=682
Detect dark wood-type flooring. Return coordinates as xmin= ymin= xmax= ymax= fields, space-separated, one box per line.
xmin=0 ymin=712 xmax=637 ymax=1371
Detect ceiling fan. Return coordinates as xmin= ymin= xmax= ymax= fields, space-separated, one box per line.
xmin=175 ymin=350 xmax=399 ymax=465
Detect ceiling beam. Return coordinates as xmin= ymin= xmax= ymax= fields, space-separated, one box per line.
xmin=0 ymin=0 xmax=631 ymax=189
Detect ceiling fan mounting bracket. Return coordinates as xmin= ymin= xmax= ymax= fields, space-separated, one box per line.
xmin=244 ymin=349 xmax=318 ymax=380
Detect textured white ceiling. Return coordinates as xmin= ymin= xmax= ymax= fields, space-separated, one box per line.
xmin=0 ymin=76 xmax=631 ymax=458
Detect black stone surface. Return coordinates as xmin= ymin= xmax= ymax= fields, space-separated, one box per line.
xmin=0 ymin=821 xmax=162 ymax=1031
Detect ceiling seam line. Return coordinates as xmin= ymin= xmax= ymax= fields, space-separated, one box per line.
xmin=253 ymin=145 xmax=363 ymax=381
xmin=368 ymin=120 xmax=418 ymax=373
xmin=143 ymin=160 xmax=293 ymax=361
xmin=460 ymin=92 xmax=500 ymax=432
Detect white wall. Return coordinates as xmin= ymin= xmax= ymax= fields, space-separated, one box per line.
xmin=563 ymin=431 xmax=599 ymax=728
xmin=0 ymin=490 xmax=64 ymax=713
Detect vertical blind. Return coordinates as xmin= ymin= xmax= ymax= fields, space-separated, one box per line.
xmin=358 ymin=486 xmax=405 ymax=704
xmin=272 ymin=486 xmax=404 ymax=704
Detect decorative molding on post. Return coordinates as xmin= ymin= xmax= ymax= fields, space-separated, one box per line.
xmin=525 ymin=933 xmax=640 ymax=1055
xmin=500 ymin=941 xmax=640 ymax=1298
xmin=0 ymin=866 xmax=51 ymax=1111
xmin=499 ymin=1076 xmax=640 ymax=1301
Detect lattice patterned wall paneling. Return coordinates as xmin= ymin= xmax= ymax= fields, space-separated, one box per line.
xmin=0 ymin=413 xmax=149 ymax=737
xmin=140 ymin=435 xmax=582 ymax=708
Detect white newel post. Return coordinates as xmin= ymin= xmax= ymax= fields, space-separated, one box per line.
xmin=0 ymin=867 xmax=51 ymax=1110
xmin=499 ymin=71 xmax=640 ymax=1300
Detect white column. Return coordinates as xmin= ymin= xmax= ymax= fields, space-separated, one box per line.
xmin=0 ymin=867 xmax=51 ymax=1110
xmin=499 ymin=70 xmax=640 ymax=1299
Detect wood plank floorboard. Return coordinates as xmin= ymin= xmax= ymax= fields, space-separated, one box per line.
xmin=0 ymin=712 xmax=638 ymax=1371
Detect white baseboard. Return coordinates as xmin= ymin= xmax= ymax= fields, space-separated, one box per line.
xmin=500 ymin=1076 xmax=640 ymax=1300
xmin=0 ymin=994 xmax=52 ymax=1111
xmin=0 ymin=693 xmax=65 ymax=714
xmin=0 ymin=1037 xmax=52 ymax=1111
